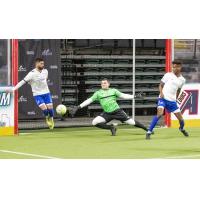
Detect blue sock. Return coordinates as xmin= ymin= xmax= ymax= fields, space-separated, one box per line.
xmin=48 ymin=109 xmax=54 ymax=117
xmin=43 ymin=109 xmax=49 ymax=117
xmin=179 ymin=120 xmax=184 ymax=130
xmin=148 ymin=116 xmax=160 ymax=132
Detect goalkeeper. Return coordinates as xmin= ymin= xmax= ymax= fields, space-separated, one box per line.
xmin=70 ymin=79 xmax=148 ymax=136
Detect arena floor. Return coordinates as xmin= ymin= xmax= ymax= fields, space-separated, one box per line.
xmin=0 ymin=126 xmax=199 ymax=159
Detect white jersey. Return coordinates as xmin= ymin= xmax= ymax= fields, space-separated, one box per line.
xmin=24 ymin=68 xmax=50 ymax=96
xmin=160 ymin=72 xmax=186 ymax=101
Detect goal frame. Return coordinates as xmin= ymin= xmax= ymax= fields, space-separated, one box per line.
xmin=12 ymin=39 xmax=19 ymax=135
xmin=165 ymin=39 xmax=172 ymax=127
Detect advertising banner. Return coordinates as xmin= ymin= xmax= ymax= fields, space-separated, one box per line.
xmin=172 ymin=39 xmax=200 ymax=127
xmin=18 ymin=39 xmax=61 ymax=119
xmin=171 ymin=84 xmax=200 ymax=127
xmin=0 ymin=87 xmax=14 ymax=135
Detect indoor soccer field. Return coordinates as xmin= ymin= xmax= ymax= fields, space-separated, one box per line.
xmin=0 ymin=126 xmax=200 ymax=159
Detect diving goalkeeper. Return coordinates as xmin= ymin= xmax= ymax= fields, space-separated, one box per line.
xmin=70 ymin=79 xmax=148 ymax=136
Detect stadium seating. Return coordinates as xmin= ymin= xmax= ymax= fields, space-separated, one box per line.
xmin=135 ymin=39 xmax=166 ymax=115
xmin=136 ymin=39 xmax=143 ymax=48
xmin=75 ymin=39 xmax=88 ymax=47
xmin=117 ymin=39 xmax=130 ymax=48
xmin=60 ymin=39 xmax=166 ymax=117
xmin=89 ymin=39 xmax=102 ymax=47
xmin=102 ymin=39 xmax=115 ymax=47
xmin=143 ymin=39 xmax=156 ymax=48
xmin=156 ymin=39 xmax=165 ymax=48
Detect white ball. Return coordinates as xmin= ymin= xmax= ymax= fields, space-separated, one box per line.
xmin=56 ymin=104 xmax=67 ymax=116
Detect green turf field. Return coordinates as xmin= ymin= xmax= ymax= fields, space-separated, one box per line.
xmin=0 ymin=126 xmax=200 ymax=159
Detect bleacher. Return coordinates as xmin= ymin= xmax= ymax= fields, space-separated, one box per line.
xmin=135 ymin=39 xmax=165 ymax=115
xmin=60 ymin=39 xmax=166 ymax=117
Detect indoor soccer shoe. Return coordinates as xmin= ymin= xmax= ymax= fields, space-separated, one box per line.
xmin=179 ymin=128 xmax=189 ymax=137
xmin=110 ymin=125 xmax=117 ymax=136
xmin=49 ymin=117 xmax=55 ymax=130
xmin=46 ymin=116 xmax=54 ymax=129
xmin=146 ymin=131 xmax=152 ymax=140
xmin=46 ymin=116 xmax=51 ymax=127
xmin=146 ymin=133 xmax=151 ymax=140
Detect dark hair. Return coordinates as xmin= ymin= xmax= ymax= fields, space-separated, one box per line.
xmin=172 ymin=60 xmax=182 ymax=65
xmin=35 ymin=58 xmax=44 ymax=63
xmin=101 ymin=78 xmax=110 ymax=83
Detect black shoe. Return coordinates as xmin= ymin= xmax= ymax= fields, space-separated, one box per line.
xmin=146 ymin=133 xmax=151 ymax=140
xmin=110 ymin=125 xmax=117 ymax=136
xmin=179 ymin=128 xmax=189 ymax=137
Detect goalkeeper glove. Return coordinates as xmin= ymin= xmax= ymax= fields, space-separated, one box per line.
xmin=70 ymin=106 xmax=81 ymax=117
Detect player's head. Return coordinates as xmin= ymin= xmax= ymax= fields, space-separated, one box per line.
xmin=35 ymin=58 xmax=44 ymax=70
xmin=172 ymin=60 xmax=182 ymax=74
xmin=101 ymin=78 xmax=110 ymax=89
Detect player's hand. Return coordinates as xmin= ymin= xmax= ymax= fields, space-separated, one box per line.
xmin=5 ymin=88 xmax=14 ymax=93
xmin=159 ymin=92 xmax=164 ymax=98
xmin=69 ymin=106 xmax=80 ymax=117
xmin=135 ymin=92 xmax=145 ymax=99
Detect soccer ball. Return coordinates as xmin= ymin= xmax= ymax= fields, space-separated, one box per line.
xmin=56 ymin=104 xmax=67 ymax=116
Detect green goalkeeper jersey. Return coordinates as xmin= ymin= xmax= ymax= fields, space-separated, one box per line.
xmin=90 ymin=88 xmax=123 ymax=113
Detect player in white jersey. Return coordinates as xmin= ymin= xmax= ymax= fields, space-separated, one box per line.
xmin=146 ymin=60 xmax=189 ymax=139
xmin=7 ymin=58 xmax=54 ymax=129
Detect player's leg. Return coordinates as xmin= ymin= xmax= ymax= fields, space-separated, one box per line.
xmin=46 ymin=103 xmax=54 ymax=129
xmin=146 ymin=99 xmax=165 ymax=139
xmin=39 ymin=103 xmax=49 ymax=117
xmin=38 ymin=102 xmax=53 ymax=128
xmin=124 ymin=118 xmax=148 ymax=131
xmin=46 ymin=103 xmax=54 ymax=117
xmin=148 ymin=107 xmax=164 ymax=132
xmin=44 ymin=93 xmax=54 ymax=129
xmin=173 ymin=111 xmax=189 ymax=137
xmin=92 ymin=115 xmax=117 ymax=136
xmin=34 ymin=95 xmax=49 ymax=118
xmin=117 ymin=109 xmax=148 ymax=131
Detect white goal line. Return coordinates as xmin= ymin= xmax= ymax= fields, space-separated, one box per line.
xmin=0 ymin=150 xmax=62 ymax=159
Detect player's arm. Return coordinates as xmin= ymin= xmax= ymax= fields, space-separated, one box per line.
xmin=176 ymin=88 xmax=181 ymax=99
xmin=176 ymin=79 xmax=186 ymax=99
xmin=118 ymin=91 xmax=145 ymax=99
xmin=159 ymin=82 xmax=165 ymax=98
xmin=119 ymin=93 xmax=134 ymax=100
xmin=6 ymin=72 xmax=33 ymax=93
xmin=11 ymin=80 xmax=27 ymax=92
xmin=79 ymin=98 xmax=93 ymax=108
xmin=115 ymin=89 xmax=135 ymax=100
xmin=46 ymin=69 xmax=49 ymax=81
xmin=6 ymin=80 xmax=26 ymax=93
xmin=70 ymin=92 xmax=97 ymax=117
xmin=159 ymin=73 xmax=169 ymax=98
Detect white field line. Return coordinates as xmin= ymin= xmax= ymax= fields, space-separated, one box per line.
xmin=158 ymin=154 xmax=200 ymax=159
xmin=20 ymin=127 xmax=166 ymax=135
xmin=0 ymin=150 xmax=61 ymax=159
xmin=1 ymin=149 xmax=200 ymax=159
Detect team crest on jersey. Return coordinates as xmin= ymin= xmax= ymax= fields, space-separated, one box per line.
xmin=177 ymin=90 xmax=199 ymax=115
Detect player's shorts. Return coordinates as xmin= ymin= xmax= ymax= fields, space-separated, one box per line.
xmin=33 ymin=93 xmax=53 ymax=106
xmin=157 ymin=98 xmax=180 ymax=113
xmin=100 ymin=108 xmax=130 ymax=123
